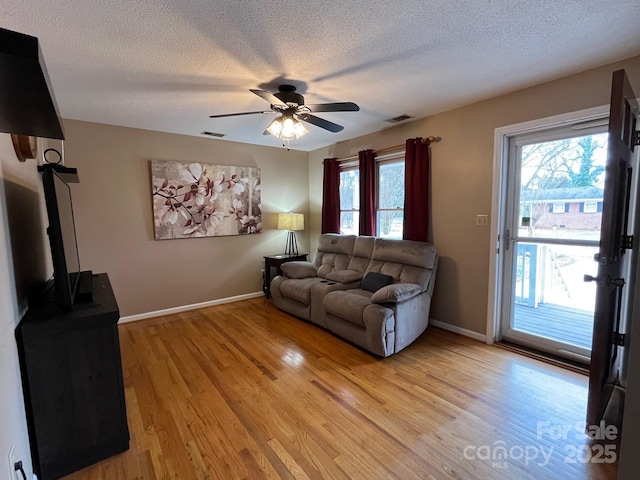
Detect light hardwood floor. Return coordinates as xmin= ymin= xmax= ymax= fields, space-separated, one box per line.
xmin=63 ymin=298 xmax=617 ymax=480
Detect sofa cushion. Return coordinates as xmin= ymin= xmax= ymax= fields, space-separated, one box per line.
xmin=347 ymin=236 xmax=375 ymax=274
xmin=324 ymin=289 xmax=373 ymax=327
xmin=316 ymin=234 xmax=356 ymax=254
xmin=371 ymin=283 xmax=422 ymax=304
xmin=281 ymin=261 xmax=317 ymax=279
xmin=314 ymin=234 xmax=357 ymax=278
xmin=371 ymin=238 xmax=437 ymax=269
xmin=317 ymin=253 xmax=352 ymax=278
xmin=325 ymin=270 xmax=363 ymax=284
xmin=278 ymin=277 xmax=320 ymax=305
xmin=361 ymin=272 xmax=393 ymax=292
xmin=366 ymin=262 xmax=403 ymax=282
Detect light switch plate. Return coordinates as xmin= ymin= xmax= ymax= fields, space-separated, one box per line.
xmin=476 ymin=214 xmax=489 ymax=227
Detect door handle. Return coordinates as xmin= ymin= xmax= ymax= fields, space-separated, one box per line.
xmin=584 ymin=274 xmax=603 ymax=286
xmin=504 ymin=229 xmax=515 ymax=251
xmin=584 ymin=274 xmax=625 ymax=287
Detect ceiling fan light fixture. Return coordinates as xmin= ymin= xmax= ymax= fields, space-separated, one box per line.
xmin=266 ymin=114 xmax=308 ymax=141
xmin=266 ymin=117 xmax=282 ymax=137
xmin=211 ymin=85 xmax=358 ymax=142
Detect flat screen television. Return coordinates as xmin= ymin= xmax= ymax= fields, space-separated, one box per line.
xmin=40 ymin=165 xmax=81 ymax=308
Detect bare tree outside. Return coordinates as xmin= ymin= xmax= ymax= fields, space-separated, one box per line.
xmin=339 ymin=169 xmax=359 ymax=234
xmin=377 ymin=161 xmax=405 ymax=237
xmin=520 ymin=133 xmax=607 ymax=235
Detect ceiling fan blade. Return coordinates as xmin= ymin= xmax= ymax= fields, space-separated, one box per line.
xmin=298 ymin=114 xmax=344 ymax=133
xmin=250 ymin=89 xmax=287 ymax=106
xmin=305 ymin=102 xmax=360 ymax=113
xmin=209 ymin=111 xmax=273 ymax=118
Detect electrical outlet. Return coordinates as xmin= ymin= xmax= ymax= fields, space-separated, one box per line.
xmin=7 ymin=444 xmax=15 ymax=480
xmin=475 ymin=214 xmax=489 ymax=227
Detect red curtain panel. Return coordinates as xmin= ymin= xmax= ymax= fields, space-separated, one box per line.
xmin=403 ymin=138 xmax=430 ymax=242
xmin=358 ymin=149 xmax=376 ymax=236
xmin=321 ymin=158 xmax=341 ymax=233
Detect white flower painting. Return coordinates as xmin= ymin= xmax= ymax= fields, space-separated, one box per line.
xmin=151 ymin=159 xmax=262 ymax=240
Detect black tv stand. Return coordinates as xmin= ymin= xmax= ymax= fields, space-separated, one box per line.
xmin=74 ymin=270 xmax=94 ymax=304
xmin=16 ymin=273 xmax=129 ymax=480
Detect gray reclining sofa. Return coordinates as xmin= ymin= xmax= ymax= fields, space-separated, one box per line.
xmin=270 ymin=233 xmax=438 ymax=357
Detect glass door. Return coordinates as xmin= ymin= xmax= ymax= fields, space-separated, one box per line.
xmin=501 ymin=127 xmax=608 ymax=363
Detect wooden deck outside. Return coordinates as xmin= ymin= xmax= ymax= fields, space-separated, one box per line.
xmin=514 ymin=303 xmax=594 ymax=350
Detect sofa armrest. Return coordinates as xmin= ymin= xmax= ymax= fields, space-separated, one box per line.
xmin=325 ymin=270 xmax=363 ymax=284
xmin=371 ymin=283 xmax=422 ymax=304
xmin=281 ymin=261 xmax=318 ymax=279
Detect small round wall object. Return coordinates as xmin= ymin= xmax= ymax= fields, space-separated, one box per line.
xmin=43 ymin=148 xmax=63 ymax=164
xmin=11 ymin=134 xmax=37 ymax=162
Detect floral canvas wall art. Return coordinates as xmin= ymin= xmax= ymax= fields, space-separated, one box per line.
xmin=151 ymin=159 xmax=262 ymax=239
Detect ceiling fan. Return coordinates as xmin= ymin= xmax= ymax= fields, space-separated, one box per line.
xmin=209 ymin=85 xmax=359 ymax=141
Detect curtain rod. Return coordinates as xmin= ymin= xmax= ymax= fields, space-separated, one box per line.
xmin=334 ymin=136 xmax=441 ymax=163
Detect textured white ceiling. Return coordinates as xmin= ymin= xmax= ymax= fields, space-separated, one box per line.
xmin=2 ymin=0 xmax=640 ymax=151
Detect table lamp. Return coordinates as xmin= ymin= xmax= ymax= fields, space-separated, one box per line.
xmin=277 ymin=212 xmax=304 ymax=255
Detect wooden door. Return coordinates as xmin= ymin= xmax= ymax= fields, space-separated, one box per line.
xmin=587 ymin=69 xmax=639 ymax=427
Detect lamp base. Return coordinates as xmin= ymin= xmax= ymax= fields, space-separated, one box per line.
xmin=284 ymin=231 xmax=299 ymax=256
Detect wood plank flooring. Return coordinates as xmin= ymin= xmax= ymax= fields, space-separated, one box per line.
xmin=63 ymin=298 xmax=617 ymax=480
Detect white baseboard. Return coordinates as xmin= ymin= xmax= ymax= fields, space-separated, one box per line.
xmin=430 ymin=319 xmax=487 ymax=343
xmin=118 ymin=291 xmax=264 ymax=323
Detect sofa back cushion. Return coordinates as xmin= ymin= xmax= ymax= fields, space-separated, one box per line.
xmin=366 ymin=238 xmax=437 ymax=291
xmin=371 ymin=238 xmax=437 ymax=268
xmin=347 ymin=236 xmax=375 ymax=274
xmin=314 ymin=234 xmax=356 ymax=278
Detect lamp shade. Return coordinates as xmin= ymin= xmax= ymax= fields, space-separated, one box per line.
xmin=277 ymin=213 xmax=304 ymax=231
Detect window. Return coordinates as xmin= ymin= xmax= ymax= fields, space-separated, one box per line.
xmin=584 ymin=201 xmax=598 ymax=213
xmin=376 ymin=158 xmax=404 ymax=239
xmin=339 ymin=167 xmax=359 ymax=235
xmin=552 ymin=202 xmax=565 ymax=213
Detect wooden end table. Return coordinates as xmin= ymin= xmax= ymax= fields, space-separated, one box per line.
xmin=263 ymin=253 xmax=308 ymax=298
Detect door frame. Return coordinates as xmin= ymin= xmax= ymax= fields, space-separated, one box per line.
xmin=499 ymin=127 xmax=607 ymax=362
xmin=487 ymin=105 xmax=610 ymax=344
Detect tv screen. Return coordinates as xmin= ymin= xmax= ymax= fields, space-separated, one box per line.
xmin=41 ymin=167 xmax=81 ymax=307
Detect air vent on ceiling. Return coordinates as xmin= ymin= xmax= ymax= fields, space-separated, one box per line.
xmin=384 ymin=114 xmax=414 ymax=124
xmin=201 ymin=131 xmax=225 ymax=138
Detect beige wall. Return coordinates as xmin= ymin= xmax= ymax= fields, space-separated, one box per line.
xmin=48 ymin=121 xmax=309 ymax=316
xmin=0 ymin=134 xmax=49 ymax=478
xmin=309 ymin=55 xmax=640 ymax=336
xmin=308 ymin=146 xmax=331 ymax=256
